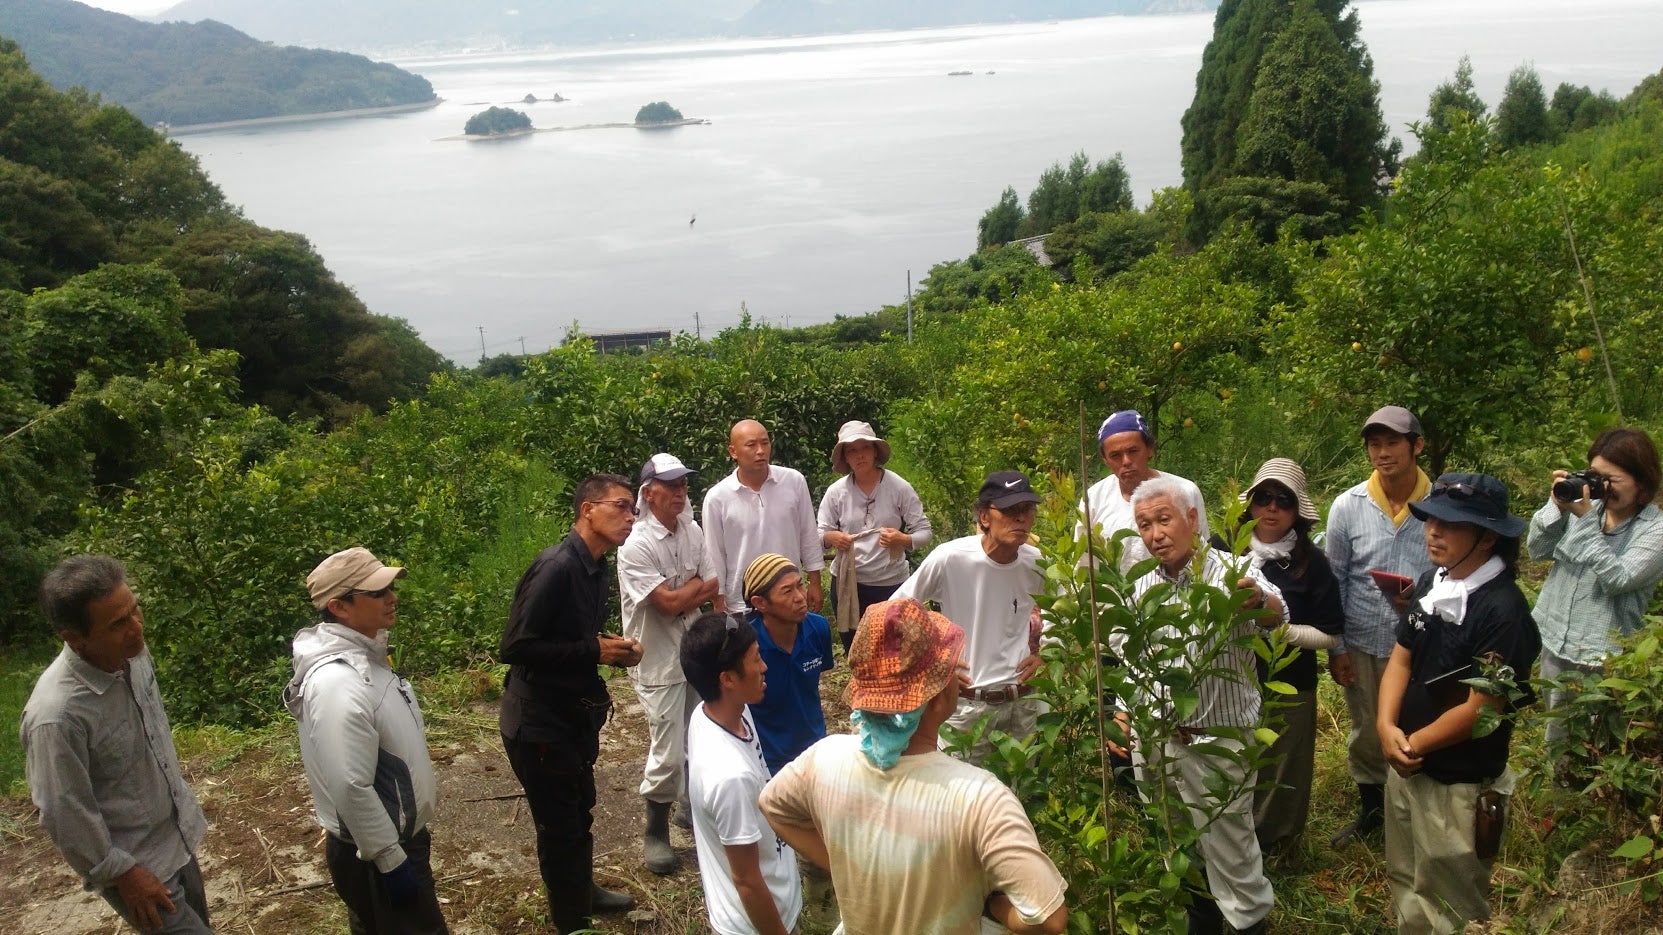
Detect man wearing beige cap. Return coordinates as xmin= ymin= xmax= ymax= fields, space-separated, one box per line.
xmin=284 ymin=547 xmax=448 ymax=934
xmin=1324 ymin=405 xmax=1435 ymax=847
xmin=760 ymin=599 xmax=1068 ymax=935
xmin=617 ymin=452 xmax=720 ymax=874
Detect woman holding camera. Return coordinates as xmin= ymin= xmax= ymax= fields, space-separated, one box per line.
xmin=1528 ymin=427 xmax=1663 ymax=740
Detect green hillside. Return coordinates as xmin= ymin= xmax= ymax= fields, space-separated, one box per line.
xmin=0 ymin=0 xmax=434 ymax=125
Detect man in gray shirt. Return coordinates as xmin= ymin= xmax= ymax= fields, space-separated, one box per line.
xmin=21 ymin=555 xmax=211 ymax=934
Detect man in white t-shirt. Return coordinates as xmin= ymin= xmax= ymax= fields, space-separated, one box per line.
xmin=1078 ymin=409 xmax=1210 ymax=571
xmin=893 ymin=470 xmax=1045 ymax=763
xmin=759 ymin=598 xmax=1068 ymax=935
xmin=680 ymin=613 xmax=802 ymax=935
xmin=617 ymin=453 xmax=721 ymax=875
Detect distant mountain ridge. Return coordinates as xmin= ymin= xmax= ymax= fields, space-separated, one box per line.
xmin=0 ymin=0 xmax=435 ymax=125
xmin=148 ymin=0 xmax=1219 ymax=55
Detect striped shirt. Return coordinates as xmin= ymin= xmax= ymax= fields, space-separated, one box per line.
xmin=1528 ymin=500 xmax=1663 ymax=665
xmin=1115 ymin=548 xmax=1288 ymax=730
xmin=1324 ymin=480 xmax=1434 ymax=659
xmin=22 ymin=646 xmax=207 ymax=889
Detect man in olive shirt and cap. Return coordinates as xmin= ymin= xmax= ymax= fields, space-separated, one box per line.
xmin=22 ymin=555 xmax=212 ymax=934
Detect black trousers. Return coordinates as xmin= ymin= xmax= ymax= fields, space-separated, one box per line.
xmin=324 ymin=827 xmax=449 ymax=935
xmin=503 ymin=704 xmax=605 ymax=935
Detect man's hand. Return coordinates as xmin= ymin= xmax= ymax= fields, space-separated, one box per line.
xmin=695 ymin=576 xmax=721 ymax=606
xmin=824 ymin=531 xmax=855 ymax=551
xmin=1328 ymin=652 xmax=1356 ymax=687
xmin=806 ymin=574 xmax=823 ymax=613
xmin=876 ymin=527 xmax=911 ymax=550
xmin=1106 ymin=710 xmax=1133 ymax=758
xmin=1380 ymin=725 xmax=1422 ymax=776
xmin=599 ymin=635 xmax=643 ymax=666
xmin=114 ymin=865 xmax=175 ymax=932
xmin=1015 ymin=653 xmax=1042 ymax=684
xmin=380 ymin=858 xmax=422 ymax=907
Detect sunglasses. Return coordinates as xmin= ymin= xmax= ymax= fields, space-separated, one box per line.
xmin=586 ymin=497 xmax=640 ymax=516
xmin=1432 ymin=481 xmax=1482 ymax=501
xmin=719 ymin=614 xmax=742 ymax=657
xmin=1250 ymin=488 xmax=1297 ymax=511
xmin=347 ymin=585 xmax=395 ymax=600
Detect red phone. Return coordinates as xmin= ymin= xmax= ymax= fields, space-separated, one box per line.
xmin=1369 ymin=570 xmax=1413 ymax=596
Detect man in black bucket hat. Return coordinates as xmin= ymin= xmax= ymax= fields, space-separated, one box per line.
xmin=1376 ymin=473 xmax=1540 ymax=934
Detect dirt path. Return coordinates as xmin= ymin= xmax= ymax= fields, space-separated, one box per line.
xmin=1 ymin=672 xmax=851 ymax=934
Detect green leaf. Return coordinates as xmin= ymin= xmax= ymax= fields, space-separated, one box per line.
xmin=1612 ymin=835 xmax=1656 ymax=860
xmin=1263 ymin=680 xmax=1297 ymax=695
xmin=1253 ymin=727 xmax=1280 ymax=746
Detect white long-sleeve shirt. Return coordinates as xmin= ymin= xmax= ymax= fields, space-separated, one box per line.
xmin=703 ymin=465 xmax=824 ymax=610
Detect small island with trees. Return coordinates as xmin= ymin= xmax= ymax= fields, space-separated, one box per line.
xmin=462 ymin=106 xmax=533 ymax=138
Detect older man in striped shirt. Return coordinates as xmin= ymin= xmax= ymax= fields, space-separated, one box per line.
xmin=1106 ymin=476 xmax=1282 ymax=935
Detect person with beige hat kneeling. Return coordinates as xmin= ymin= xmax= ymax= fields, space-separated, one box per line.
xmin=285 ymin=547 xmax=449 ymax=934
xmin=759 ymin=599 xmax=1068 ymax=935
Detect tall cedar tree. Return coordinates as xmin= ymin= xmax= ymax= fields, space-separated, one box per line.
xmin=1179 ymin=0 xmax=1393 ymax=241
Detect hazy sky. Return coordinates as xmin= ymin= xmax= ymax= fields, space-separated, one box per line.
xmin=79 ymin=0 xmax=176 ymax=16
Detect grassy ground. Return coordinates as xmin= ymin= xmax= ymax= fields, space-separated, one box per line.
xmin=0 ymin=641 xmax=56 ymax=796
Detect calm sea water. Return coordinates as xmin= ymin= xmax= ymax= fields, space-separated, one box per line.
xmin=178 ymin=0 xmax=1663 ymax=362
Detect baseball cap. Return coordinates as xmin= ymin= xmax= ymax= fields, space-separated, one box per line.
xmin=307 ymin=547 xmax=407 ymax=610
xmin=1361 ymin=406 xmax=1422 ymax=438
xmin=640 ymin=453 xmax=696 ymax=485
xmin=977 ymin=470 xmax=1041 ymax=510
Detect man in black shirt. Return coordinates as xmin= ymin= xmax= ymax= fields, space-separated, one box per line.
xmin=500 ymin=472 xmax=644 ymax=934
xmin=1377 ymin=473 xmax=1540 ymax=934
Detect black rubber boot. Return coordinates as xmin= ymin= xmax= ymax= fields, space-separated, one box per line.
xmin=643 ymin=800 xmax=677 ymax=875
xmin=1186 ymin=894 xmax=1226 ymax=935
xmin=1329 ymin=781 xmax=1385 ymax=846
xmin=591 ymin=882 xmax=635 ymax=913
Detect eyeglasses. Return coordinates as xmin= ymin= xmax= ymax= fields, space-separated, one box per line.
xmin=586 ymin=498 xmax=640 ymax=516
xmin=1250 ymin=488 xmax=1298 ymax=511
xmin=347 ymin=585 xmax=395 ymax=600
xmin=1432 ymin=481 xmax=1481 ymax=501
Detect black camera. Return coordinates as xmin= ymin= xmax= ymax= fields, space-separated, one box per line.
xmin=1553 ymin=471 xmax=1606 ymax=502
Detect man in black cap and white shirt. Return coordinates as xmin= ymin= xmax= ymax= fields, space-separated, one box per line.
xmin=617 ymin=453 xmax=720 ymax=875
xmin=893 ymin=470 xmax=1046 ymax=764
xmin=286 ymin=547 xmax=448 ymax=934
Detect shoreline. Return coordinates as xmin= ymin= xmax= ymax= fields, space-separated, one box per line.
xmin=440 ymin=117 xmax=709 ymax=141
xmin=165 ymin=98 xmax=443 ymax=136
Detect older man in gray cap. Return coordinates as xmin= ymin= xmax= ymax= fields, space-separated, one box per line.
xmin=285 ymin=547 xmax=448 ymax=934
xmin=1324 ymin=405 xmax=1436 ymax=846
xmin=617 ymin=453 xmax=720 ymax=875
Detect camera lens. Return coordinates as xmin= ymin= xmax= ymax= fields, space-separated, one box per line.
xmin=1553 ymin=476 xmax=1586 ymax=501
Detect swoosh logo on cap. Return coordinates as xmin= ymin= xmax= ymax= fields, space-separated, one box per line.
xmin=1003 ymin=479 xmax=1021 ymax=488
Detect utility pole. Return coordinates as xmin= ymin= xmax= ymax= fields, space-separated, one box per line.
xmin=906 ymin=269 xmax=913 ymax=344
xmin=518 ymin=336 xmax=527 ymax=356
xmin=477 ymin=326 xmax=487 ymax=363
xmin=695 ymin=311 xmax=702 ymax=341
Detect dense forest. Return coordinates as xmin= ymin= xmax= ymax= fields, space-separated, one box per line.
xmin=0 ymin=0 xmax=435 ymax=125
xmin=3 ymin=0 xmax=1662 ymax=927
xmin=0 ymin=37 xmax=446 ymax=650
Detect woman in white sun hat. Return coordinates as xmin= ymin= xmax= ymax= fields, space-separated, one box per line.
xmin=817 ymin=420 xmax=932 ymax=655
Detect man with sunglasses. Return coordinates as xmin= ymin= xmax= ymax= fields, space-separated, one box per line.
xmin=288 ymin=547 xmax=448 ymax=934
xmin=1324 ymin=405 xmax=1436 ymax=846
xmin=893 ymin=470 xmax=1047 ymax=764
xmin=617 ymin=453 xmax=720 ymax=874
xmin=1379 ymin=474 xmax=1539 ymax=933
xmin=500 ymin=473 xmax=645 ymax=933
